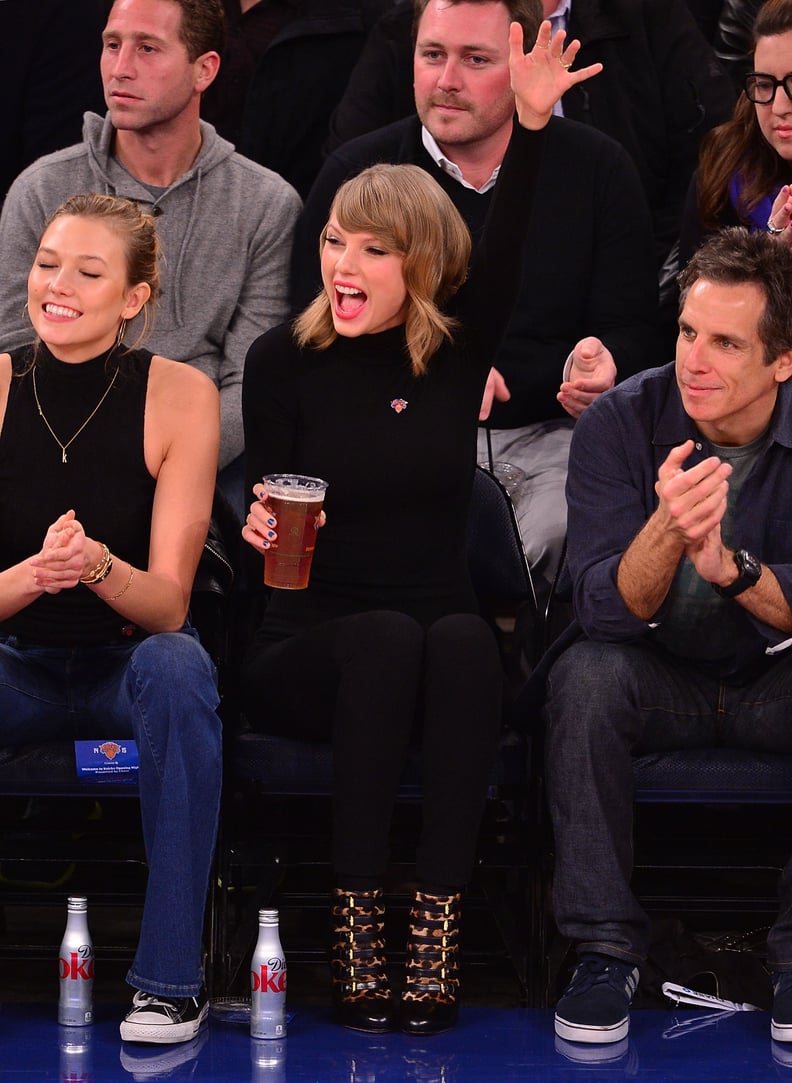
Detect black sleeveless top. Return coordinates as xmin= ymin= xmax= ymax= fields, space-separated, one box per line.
xmin=0 ymin=343 xmax=156 ymax=645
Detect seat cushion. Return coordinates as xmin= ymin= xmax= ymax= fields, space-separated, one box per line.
xmin=633 ymin=748 xmax=792 ymax=803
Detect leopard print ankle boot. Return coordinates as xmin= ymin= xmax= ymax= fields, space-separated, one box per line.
xmin=400 ymin=890 xmax=462 ymax=1035
xmin=330 ymin=887 xmax=393 ymax=1032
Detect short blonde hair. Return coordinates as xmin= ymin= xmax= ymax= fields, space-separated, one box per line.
xmin=294 ymin=164 xmax=472 ymax=376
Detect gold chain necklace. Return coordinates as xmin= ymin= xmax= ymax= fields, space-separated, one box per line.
xmin=32 ymin=362 xmax=119 ymax=464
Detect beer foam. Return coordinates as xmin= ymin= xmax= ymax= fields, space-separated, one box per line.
xmin=267 ymin=487 xmax=324 ymax=502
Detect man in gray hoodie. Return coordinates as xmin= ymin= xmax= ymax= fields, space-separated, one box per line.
xmin=0 ymin=0 xmax=302 ymax=516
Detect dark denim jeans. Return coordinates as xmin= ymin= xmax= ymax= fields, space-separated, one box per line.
xmin=544 ymin=639 xmax=792 ymax=970
xmin=0 ymin=627 xmax=222 ymax=996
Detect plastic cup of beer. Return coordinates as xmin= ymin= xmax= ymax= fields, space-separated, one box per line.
xmin=261 ymin=474 xmax=328 ymax=590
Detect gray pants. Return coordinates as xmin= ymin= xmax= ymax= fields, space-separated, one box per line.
xmin=477 ymin=420 xmax=573 ymax=610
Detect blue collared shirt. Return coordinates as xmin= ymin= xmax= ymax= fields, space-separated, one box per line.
xmin=567 ymin=362 xmax=792 ymax=669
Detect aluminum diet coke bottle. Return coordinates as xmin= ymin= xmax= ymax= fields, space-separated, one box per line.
xmin=58 ymin=896 xmax=94 ymax=1026
xmin=250 ymin=908 xmax=287 ymax=1039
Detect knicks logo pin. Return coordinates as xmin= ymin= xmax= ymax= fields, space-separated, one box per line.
xmin=390 ymin=398 xmax=408 ymax=414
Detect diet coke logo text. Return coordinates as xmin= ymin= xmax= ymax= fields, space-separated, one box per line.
xmin=59 ymin=947 xmax=94 ymax=981
xmin=251 ymin=957 xmax=287 ymax=993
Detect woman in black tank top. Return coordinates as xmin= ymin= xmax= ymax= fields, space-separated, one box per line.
xmin=0 ymin=193 xmax=221 ymax=1046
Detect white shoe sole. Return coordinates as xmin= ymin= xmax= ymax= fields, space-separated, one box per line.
xmin=554 ymin=1013 xmax=629 ymax=1044
xmin=772 ymin=1019 xmax=792 ymax=1042
xmin=120 ymin=1002 xmax=208 ymax=1044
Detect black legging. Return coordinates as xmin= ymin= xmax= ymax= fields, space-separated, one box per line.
xmin=241 ymin=609 xmax=503 ymax=890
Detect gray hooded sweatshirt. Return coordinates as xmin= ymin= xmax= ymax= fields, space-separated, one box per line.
xmin=0 ymin=112 xmax=302 ymax=468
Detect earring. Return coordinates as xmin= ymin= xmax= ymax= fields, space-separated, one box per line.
xmin=116 ymin=318 xmax=128 ymax=348
xmin=22 ymin=302 xmax=29 ymax=322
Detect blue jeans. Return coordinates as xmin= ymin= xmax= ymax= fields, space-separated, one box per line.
xmin=544 ymin=639 xmax=792 ymax=970
xmin=0 ymin=627 xmax=222 ymax=996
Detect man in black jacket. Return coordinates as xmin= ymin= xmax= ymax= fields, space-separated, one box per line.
xmin=326 ymin=0 xmax=735 ymax=271
xmin=291 ymin=0 xmax=660 ymax=605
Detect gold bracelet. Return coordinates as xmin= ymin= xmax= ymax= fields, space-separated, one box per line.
xmin=107 ymin=564 xmax=134 ymax=601
xmin=79 ymin=542 xmax=109 ymax=582
xmin=79 ymin=542 xmax=113 ymax=584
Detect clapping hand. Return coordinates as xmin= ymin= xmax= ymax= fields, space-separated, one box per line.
xmin=654 ymin=441 xmax=731 ymax=549
xmin=30 ymin=510 xmax=88 ymax=593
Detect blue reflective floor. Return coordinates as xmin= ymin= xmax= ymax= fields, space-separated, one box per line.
xmin=6 ymin=1002 xmax=792 ymax=1082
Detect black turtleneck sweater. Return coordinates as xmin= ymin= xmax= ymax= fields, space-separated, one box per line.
xmin=243 ymin=123 xmax=544 ymax=640
xmin=0 ymin=343 xmax=156 ymax=645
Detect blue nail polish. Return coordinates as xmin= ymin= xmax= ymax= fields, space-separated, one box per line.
xmin=267 ymin=518 xmax=276 ymax=527
xmin=267 ymin=530 xmax=275 ymax=539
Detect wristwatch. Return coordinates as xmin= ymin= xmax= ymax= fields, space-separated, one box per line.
xmin=712 ymin=549 xmax=763 ymax=598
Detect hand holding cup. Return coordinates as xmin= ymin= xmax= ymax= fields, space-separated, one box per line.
xmin=243 ymin=474 xmax=328 ymax=590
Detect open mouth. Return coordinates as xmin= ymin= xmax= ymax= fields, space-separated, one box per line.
xmin=43 ymin=303 xmax=81 ymax=320
xmin=334 ymin=284 xmax=367 ymax=320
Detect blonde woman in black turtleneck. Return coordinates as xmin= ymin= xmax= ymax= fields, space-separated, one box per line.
xmin=241 ymin=21 xmax=601 ymax=1036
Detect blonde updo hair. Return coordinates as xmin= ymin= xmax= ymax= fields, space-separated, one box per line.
xmin=293 ymin=164 xmax=472 ymax=376
xmin=40 ymin=193 xmax=161 ymax=349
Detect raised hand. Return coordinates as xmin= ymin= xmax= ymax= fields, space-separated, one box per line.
xmin=509 ymin=20 xmax=603 ymax=130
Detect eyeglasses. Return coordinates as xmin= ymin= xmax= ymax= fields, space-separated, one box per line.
xmin=744 ymin=71 xmax=792 ymax=104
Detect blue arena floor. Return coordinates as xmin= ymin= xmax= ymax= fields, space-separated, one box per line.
xmin=5 ymin=1001 xmax=792 ymax=1082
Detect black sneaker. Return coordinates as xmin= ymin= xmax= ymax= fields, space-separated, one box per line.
xmin=772 ymin=971 xmax=792 ymax=1041
xmin=554 ymin=953 xmax=639 ymax=1044
xmin=120 ymin=988 xmax=208 ymax=1045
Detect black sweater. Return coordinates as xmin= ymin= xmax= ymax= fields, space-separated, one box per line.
xmin=290 ymin=115 xmax=660 ymax=429
xmin=244 ymin=124 xmax=544 ymax=638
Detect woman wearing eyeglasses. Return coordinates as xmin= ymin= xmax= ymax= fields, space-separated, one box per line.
xmin=679 ymin=0 xmax=792 ymax=265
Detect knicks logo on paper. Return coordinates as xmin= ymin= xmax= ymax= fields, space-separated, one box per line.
xmin=389 ymin=398 xmax=408 ymax=414
xmin=98 ymin=742 xmax=122 ymax=761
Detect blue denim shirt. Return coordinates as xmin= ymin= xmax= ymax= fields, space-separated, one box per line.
xmin=567 ymin=362 xmax=792 ymax=666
